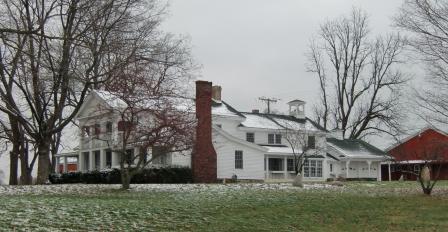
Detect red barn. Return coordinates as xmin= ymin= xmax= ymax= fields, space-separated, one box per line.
xmin=382 ymin=127 xmax=448 ymax=181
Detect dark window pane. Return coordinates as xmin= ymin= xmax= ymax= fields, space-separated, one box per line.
xmin=235 ymin=150 xmax=243 ymax=169
xmin=268 ymin=134 xmax=275 ymax=144
xmin=308 ymin=136 xmax=316 ymax=149
xmin=275 ymin=134 xmax=282 ymax=144
xmin=246 ymin=133 xmax=255 ymax=143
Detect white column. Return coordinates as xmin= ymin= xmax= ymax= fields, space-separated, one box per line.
xmin=377 ymin=162 xmax=381 ymax=181
xmin=63 ymin=156 xmax=68 ymax=173
xmin=100 ymin=149 xmax=106 ymax=170
xmin=76 ymin=154 xmax=80 ymax=172
xmin=367 ymin=161 xmax=371 ymax=178
xmin=283 ymin=157 xmax=288 ymax=179
xmin=345 ymin=160 xmax=350 ymax=179
xmin=79 ymin=153 xmax=84 ymax=172
xmin=89 ymin=151 xmax=94 ymax=171
xmin=388 ymin=161 xmax=391 ymax=181
xmin=55 ymin=157 xmax=60 ymax=173
xmin=265 ymin=156 xmax=269 ymax=179
xmin=112 ymin=151 xmax=120 ymax=168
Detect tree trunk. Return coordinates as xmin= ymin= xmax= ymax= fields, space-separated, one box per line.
xmin=36 ymin=139 xmax=51 ymax=184
xmin=9 ymin=150 xmax=19 ymax=185
xmin=19 ymin=149 xmax=32 ymax=185
xmin=121 ymin=169 xmax=131 ymax=190
xmin=423 ymin=187 xmax=432 ymax=195
xmin=293 ymin=172 xmax=304 ymax=187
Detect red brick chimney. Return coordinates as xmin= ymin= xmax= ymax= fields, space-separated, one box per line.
xmin=193 ymin=80 xmax=217 ymax=183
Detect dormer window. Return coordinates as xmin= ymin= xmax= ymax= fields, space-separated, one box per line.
xmin=268 ymin=134 xmax=282 ymax=144
xmin=308 ymin=136 xmax=316 ymax=149
xmin=246 ymin=133 xmax=255 ymax=143
xmin=106 ymin=122 xmax=113 ymax=133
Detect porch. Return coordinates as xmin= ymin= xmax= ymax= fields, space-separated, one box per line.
xmin=264 ymin=155 xmax=324 ymax=181
xmin=340 ymin=160 xmax=382 ymax=181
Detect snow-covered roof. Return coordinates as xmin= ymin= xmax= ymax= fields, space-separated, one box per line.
xmin=211 ymin=99 xmax=325 ymax=133
xmin=211 ymin=100 xmax=243 ymax=118
xmin=261 ymin=145 xmax=302 ymax=154
xmin=238 ymin=112 xmax=325 ymax=132
xmin=327 ymin=138 xmax=388 ymax=160
xmin=94 ymin=90 xmax=128 ymax=109
xmin=240 ymin=114 xmax=283 ymax=130
xmin=93 ymin=90 xmax=194 ymax=112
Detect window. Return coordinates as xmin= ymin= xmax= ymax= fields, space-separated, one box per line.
xmin=216 ymin=124 xmax=222 ymax=128
xmin=268 ymin=158 xmax=284 ymax=171
xmin=268 ymin=134 xmax=275 ymax=144
xmin=93 ymin=124 xmax=101 ymax=136
xmin=275 ymin=134 xmax=282 ymax=144
xmin=308 ymin=136 xmax=316 ymax=149
xmin=106 ymin=150 xmax=112 ymax=168
xmin=330 ymin=163 xmax=333 ymax=172
xmin=126 ymin=149 xmax=134 ymax=165
xmin=152 ymin=146 xmax=168 ymax=165
xmin=287 ymin=159 xmax=294 ymax=171
xmin=268 ymin=134 xmax=281 ymax=144
xmin=414 ymin=164 xmax=420 ymax=173
xmin=118 ymin=121 xmax=133 ymax=131
xmin=246 ymin=133 xmax=255 ymax=143
xmin=235 ymin=150 xmax=243 ymax=169
xmin=303 ymin=160 xmax=323 ymax=177
xmin=106 ymin=122 xmax=113 ymax=133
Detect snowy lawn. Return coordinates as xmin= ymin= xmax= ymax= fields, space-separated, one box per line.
xmin=0 ymin=181 xmax=447 ymax=231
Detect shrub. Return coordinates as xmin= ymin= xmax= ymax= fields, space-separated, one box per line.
xmin=49 ymin=167 xmax=192 ymax=184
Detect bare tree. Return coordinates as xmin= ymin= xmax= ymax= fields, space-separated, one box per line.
xmin=280 ymin=121 xmax=323 ymax=187
xmin=395 ymin=0 xmax=448 ymax=126
xmin=0 ymin=0 xmax=168 ymax=184
xmin=86 ymin=36 xmax=196 ymax=189
xmin=307 ymin=8 xmax=407 ymax=139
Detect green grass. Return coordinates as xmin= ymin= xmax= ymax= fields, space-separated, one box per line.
xmin=0 ymin=182 xmax=447 ymax=231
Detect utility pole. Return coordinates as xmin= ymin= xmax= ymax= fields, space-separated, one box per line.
xmin=259 ymin=97 xmax=279 ymax=114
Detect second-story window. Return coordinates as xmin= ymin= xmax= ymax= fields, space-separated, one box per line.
xmin=246 ymin=133 xmax=255 ymax=143
xmin=268 ymin=134 xmax=282 ymax=144
xmin=106 ymin=122 xmax=113 ymax=133
xmin=118 ymin=121 xmax=133 ymax=131
xmin=275 ymin=134 xmax=282 ymax=144
xmin=308 ymin=136 xmax=316 ymax=149
xmin=93 ymin=124 xmax=101 ymax=136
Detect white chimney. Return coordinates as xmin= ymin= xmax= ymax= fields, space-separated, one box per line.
xmin=212 ymin=86 xmax=222 ymax=101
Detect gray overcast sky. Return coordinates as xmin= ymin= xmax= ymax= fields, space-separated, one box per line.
xmin=162 ymin=0 xmax=404 ymax=114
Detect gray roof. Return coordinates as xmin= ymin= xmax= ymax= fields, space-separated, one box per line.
xmin=327 ymin=138 xmax=388 ymax=159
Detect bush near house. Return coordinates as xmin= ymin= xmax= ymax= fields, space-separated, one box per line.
xmin=49 ymin=167 xmax=193 ymax=184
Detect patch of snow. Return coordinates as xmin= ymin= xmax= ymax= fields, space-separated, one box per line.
xmin=0 ymin=183 xmax=342 ymax=195
xmin=240 ymin=114 xmax=282 ymax=130
xmin=212 ymin=104 xmax=240 ymax=117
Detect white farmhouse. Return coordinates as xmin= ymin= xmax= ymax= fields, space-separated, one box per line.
xmin=56 ymin=81 xmax=387 ymax=182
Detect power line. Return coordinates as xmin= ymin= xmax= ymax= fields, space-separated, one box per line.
xmin=258 ymin=97 xmax=280 ymax=114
